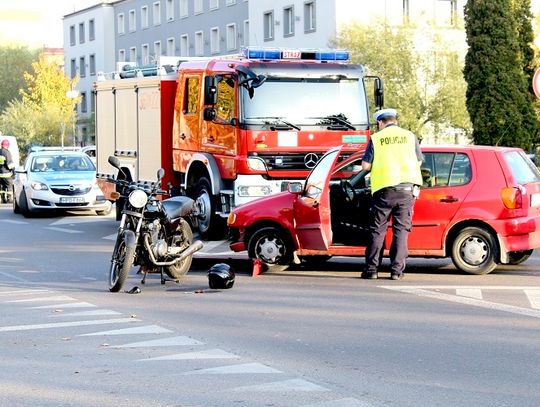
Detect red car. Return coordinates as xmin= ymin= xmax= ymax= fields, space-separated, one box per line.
xmin=227 ymin=145 xmax=540 ymax=274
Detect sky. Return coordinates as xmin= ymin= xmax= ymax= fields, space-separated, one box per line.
xmin=0 ymin=0 xmax=103 ymax=48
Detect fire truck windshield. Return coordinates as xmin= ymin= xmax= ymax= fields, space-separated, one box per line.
xmin=241 ymin=76 xmax=369 ymax=129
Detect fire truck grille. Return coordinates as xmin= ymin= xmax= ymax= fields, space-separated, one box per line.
xmin=51 ymin=185 xmax=91 ymax=196
xmin=257 ymin=153 xmax=324 ymax=171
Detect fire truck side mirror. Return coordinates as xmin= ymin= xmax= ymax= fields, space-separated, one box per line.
xmin=204 ymin=76 xmax=218 ymax=105
xmin=374 ymin=77 xmax=384 ymax=110
xmin=203 ymin=107 xmax=217 ymax=121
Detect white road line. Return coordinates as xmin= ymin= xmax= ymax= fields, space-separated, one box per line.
xmin=5 ymin=295 xmax=76 ymax=303
xmin=455 ymin=288 xmax=483 ymax=299
xmin=0 ymin=219 xmax=27 ymax=224
xmin=50 ymin=216 xmax=113 ymax=226
xmin=103 ymin=233 xmax=117 ymax=241
xmin=184 ymin=362 xmax=282 ymax=375
xmin=140 ymin=349 xmax=239 ymax=361
xmin=78 ymin=324 xmax=172 ymax=336
xmin=385 ymin=285 xmax=540 ymax=290
xmin=301 ymin=398 xmax=372 ymax=407
xmin=30 ymin=302 xmax=97 ymax=309
xmin=383 ymin=287 xmax=540 ymax=319
xmin=0 ymin=289 xmax=50 ymax=296
xmin=44 ymin=227 xmax=83 ymax=234
xmin=0 ymin=317 xmax=140 ymax=333
xmin=524 ymin=289 xmax=540 ymax=309
xmin=114 ymin=335 xmax=203 ymax=348
xmin=48 ymin=309 xmax=121 ymax=317
xmin=0 ymin=271 xmax=33 ymax=282
xmin=232 ymin=378 xmax=329 ymax=392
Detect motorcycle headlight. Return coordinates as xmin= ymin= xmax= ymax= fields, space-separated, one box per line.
xmin=128 ymin=189 xmax=148 ymax=208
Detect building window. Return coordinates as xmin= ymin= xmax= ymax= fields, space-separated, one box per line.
xmin=166 ymin=0 xmax=174 ymax=21
xmin=117 ymin=13 xmax=125 ymax=35
xmin=210 ymin=0 xmax=219 ymax=10
xmin=69 ymin=25 xmax=76 ymax=46
xmin=226 ymin=23 xmax=236 ymax=51
xmin=141 ymin=6 xmax=148 ymax=28
xmin=154 ymin=41 xmax=162 ymax=60
xmin=119 ymin=49 xmax=126 ymax=62
xmin=226 ymin=0 xmax=236 ymax=5
xmin=435 ymin=0 xmax=458 ymax=26
xmin=304 ymin=1 xmax=316 ymax=33
xmin=153 ymin=2 xmax=161 ymax=25
xmin=130 ymin=47 xmax=137 ymax=63
xmin=263 ymin=11 xmax=274 ymax=41
xmin=210 ymin=27 xmax=220 ymax=54
xmin=167 ymin=37 xmax=175 ymax=55
xmin=70 ymin=58 xmax=76 ymax=79
xmin=283 ymin=6 xmax=294 ymax=37
xmin=79 ymin=56 xmax=86 ymax=78
xmin=142 ymin=44 xmax=150 ymax=63
xmin=89 ymin=54 xmax=96 ymax=76
xmin=90 ymin=92 xmax=95 ymax=113
xmin=180 ymin=34 xmax=189 ymax=56
xmin=242 ymin=20 xmax=249 ymax=46
xmin=129 ymin=9 xmax=136 ymax=32
xmin=194 ymin=0 xmax=203 ymax=14
xmin=79 ymin=22 xmax=85 ymax=43
xmin=89 ymin=19 xmax=95 ymax=41
xmin=81 ymin=92 xmax=87 ymax=113
xmin=195 ymin=31 xmax=204 ymax=56
xmin=180 ymin=0 xmax=188 ymax=17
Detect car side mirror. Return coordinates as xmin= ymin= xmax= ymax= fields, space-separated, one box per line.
xmin=288 ymin=182 xmax=303 ymax=194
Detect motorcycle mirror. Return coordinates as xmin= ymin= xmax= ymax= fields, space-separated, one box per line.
xmin=108 ymin=156 xmax=121 ymax=169
xmin=157 ymin=168 xmax=165 ymax=180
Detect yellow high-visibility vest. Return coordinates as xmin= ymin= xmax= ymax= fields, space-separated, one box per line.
xmin=370 ymin=125 xmax=422 ymax=193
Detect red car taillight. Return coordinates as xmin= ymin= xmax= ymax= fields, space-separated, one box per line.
xmin=500 ymin=186 xmax=524 ymax=209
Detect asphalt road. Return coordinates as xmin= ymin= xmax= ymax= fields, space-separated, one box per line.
xmin=1 ymin=205 xmax=540 ymax=407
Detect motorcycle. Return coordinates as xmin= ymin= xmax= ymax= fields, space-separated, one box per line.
xmin=106 ymin=156 xmax=203 ymax=292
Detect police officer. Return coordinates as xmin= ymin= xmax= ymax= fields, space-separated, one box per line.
xmin=361 ymin=108 xmax=422 ymax=280
xmin=0 ymin=139 xmax=15 ymax=204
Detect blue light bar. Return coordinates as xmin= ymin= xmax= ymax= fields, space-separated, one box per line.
xmin=315 ymin=50 xmax=350 ymax=61
xmin=241 ymin=48 xmax=282 ymax=59
xmin=240 ymin=47 xmax=350 ymax=62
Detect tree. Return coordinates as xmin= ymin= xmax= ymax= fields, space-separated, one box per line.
xmin=464 ymin=0 xmax=539 ymax=149
xmin=334 ymin=21 xmax=471 ymax=141
xmin=0 ymin=46 xmax=39 ymax=115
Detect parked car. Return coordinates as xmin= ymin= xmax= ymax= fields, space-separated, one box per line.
xmin=81 ymin=145 xmax=96 ymax=164
xmin=12 ymin=150 xmax=112 ymax=217
xmin=227 ymin=145 xmax=540 ymax=275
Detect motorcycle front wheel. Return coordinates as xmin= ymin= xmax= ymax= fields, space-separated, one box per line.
xmin=165 ymin=218 xmax=194 ymax=280
xmin=109 ymin=232 xmax=135 ymax=292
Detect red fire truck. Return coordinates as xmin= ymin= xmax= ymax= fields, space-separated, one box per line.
xmin=94 ymin=48 xmax=383 ymax=237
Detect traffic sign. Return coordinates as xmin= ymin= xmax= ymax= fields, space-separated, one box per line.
xmin=533 ymin=68 xmax=540 ymax=98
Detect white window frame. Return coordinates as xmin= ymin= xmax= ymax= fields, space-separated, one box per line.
xmin=142 ymin=43 xmax=150 ymax=64
xmin=118 ymin=49 xmax=126 ymax=62
xmin=153 ymin=2 xmax=161 ymax=26
xmin=180 ymin=34 xmax=189 ymax=56
xmin=79 ymin=56 xmax=86 ymax=77
xmin=166 ymin=0 xmax=174 ymax=21
xmin=226 ymin=23 xmax=236 ymax=51
xmin=129 ymin=46 xmax=137 ymax=63
xmin=154 ymin=41 xmax=162 ymax=61
xmin=180 ymin=0 xmax=188 ymax=17
xmin=263 ymin=11 xmax=274 ymax=41
xmin=210 ymin=27 xmax=220 ymax=54
xmin=141 ymin=6 xmax=149 ymax=29
xmin=89 ymin=19 xmax=95 ymax=41
xmin=129 ymin=9 xmax=136 ymax=32
xmin=304 ymin=1 xmax=316 ymax=33
xmin=283 ymin=5 xmax=294 ymax=37
xmin=167 ymin=37 xmax=175 ymax=55
xmin=79 ymin=22 xmax=85 ymax=43
xmin=194 ymin=0 xmax=203 ymax=14
xmin=210 ymin=0 xmax=219 ymax=10
xmin=195 ymin=30 xmax=204 ymax=56
xmin=89 ymin=54 xmax=96 ymax=76
xmin=117 ymin=13 xmax=125 ymax=35
xmin=242 ymin=20 xmax=249 ymax=47
xmin=226 ymin=0 xmax=236 ymax=5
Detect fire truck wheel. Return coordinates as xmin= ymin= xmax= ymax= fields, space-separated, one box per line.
xmin=247 ymin=226 xmax=294 ymax=272
xmin=193 ymin=177 xmax=225 ymax=239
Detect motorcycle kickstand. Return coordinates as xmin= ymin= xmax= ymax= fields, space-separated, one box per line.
xmin=160 ymin=267 xmax=166 ymax=285
xmin=140 ymin=268 xmax=148 ymax=285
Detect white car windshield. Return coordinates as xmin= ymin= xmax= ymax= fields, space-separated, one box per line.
xmin=31 ymin=155 xmax=95 ymax=172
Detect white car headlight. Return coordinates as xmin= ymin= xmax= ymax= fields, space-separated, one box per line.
xmin=30 ymin=181 xmax=49 ymax=191
xmin=128 ymin=189 xmax=148 ymax=208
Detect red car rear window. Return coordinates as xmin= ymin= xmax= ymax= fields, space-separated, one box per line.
xmin=503 ymin=151 xmax=540 ymax=185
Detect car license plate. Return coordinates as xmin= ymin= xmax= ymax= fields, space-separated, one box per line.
xmin=60 ymin=197 xmax=85 ymax=204
xmin=530 ymin=193 xmax=540 ymax=207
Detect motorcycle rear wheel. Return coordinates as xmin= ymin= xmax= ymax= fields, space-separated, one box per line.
xmin=109 ymin=234 xmax=135 ymax=292
xmin=165 ymin=218 xmax=194 ymax=280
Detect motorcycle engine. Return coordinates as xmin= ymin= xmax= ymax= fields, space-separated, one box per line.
xmin=148 ymin=220 xmax=168 ymax=258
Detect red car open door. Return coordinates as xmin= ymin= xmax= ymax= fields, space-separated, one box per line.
xmin=293 ymin=146 xmax=342 ymax=250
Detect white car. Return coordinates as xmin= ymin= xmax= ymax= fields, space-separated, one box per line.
xmin=12 ymin=150 xmax=112 ymax=217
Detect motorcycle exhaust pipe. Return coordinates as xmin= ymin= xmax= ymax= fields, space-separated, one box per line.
xmin=144 ymin=235 xmax=204 ymax=267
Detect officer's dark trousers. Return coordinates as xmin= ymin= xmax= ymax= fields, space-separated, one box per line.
xmin=364 ymin=186 xmax=415 ymax=275
xmin=0 ymin=176 xmax=13 ymax=203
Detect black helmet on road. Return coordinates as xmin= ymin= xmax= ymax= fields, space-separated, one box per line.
xmin=208 ymin=263 xmax=235 ymax=289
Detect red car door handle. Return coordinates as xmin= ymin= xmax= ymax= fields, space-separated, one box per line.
xmin=440 ymin=197 xmax=459 ymax=203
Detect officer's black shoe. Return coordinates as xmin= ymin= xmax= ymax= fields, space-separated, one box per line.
xmin=390 ymin=273 xmax=403 ymax=280
xmin=361 ymin=271 xmax=378 ymax=279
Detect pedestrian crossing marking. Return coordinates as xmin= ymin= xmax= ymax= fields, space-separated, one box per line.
xmin=140 ymin=348 xmax=238 ymax=361
xmin=300 ymin=397 xmax=372 ymax=407
xmin=114 ymin=335 xmax=203 ymax=348
xmin=5 ymin=295 xmax=76 ymax=303
xmin=78 ymin=324 xmax=172 ymax=336
xmin=231 ymin=378 xmax=329 ymax=392
xmin=524 ymin=289 xmax=540 ymax=309
xmin=30 ymin=301 xmax=97 ymax=309
xmin=49 ymin=309 xmax=121 ymax=317
xmin=0 ymin=289 xmax=50 ymax=296
xmin=455 ymin=288 xmax=483 ymax=299
xmin=184 ymin=362 xmax=282 ymax=375
xmin=0 ymin=317 xmax=140 ymax=332
xmin=44 ymin=227 xmax=84 ymax=234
